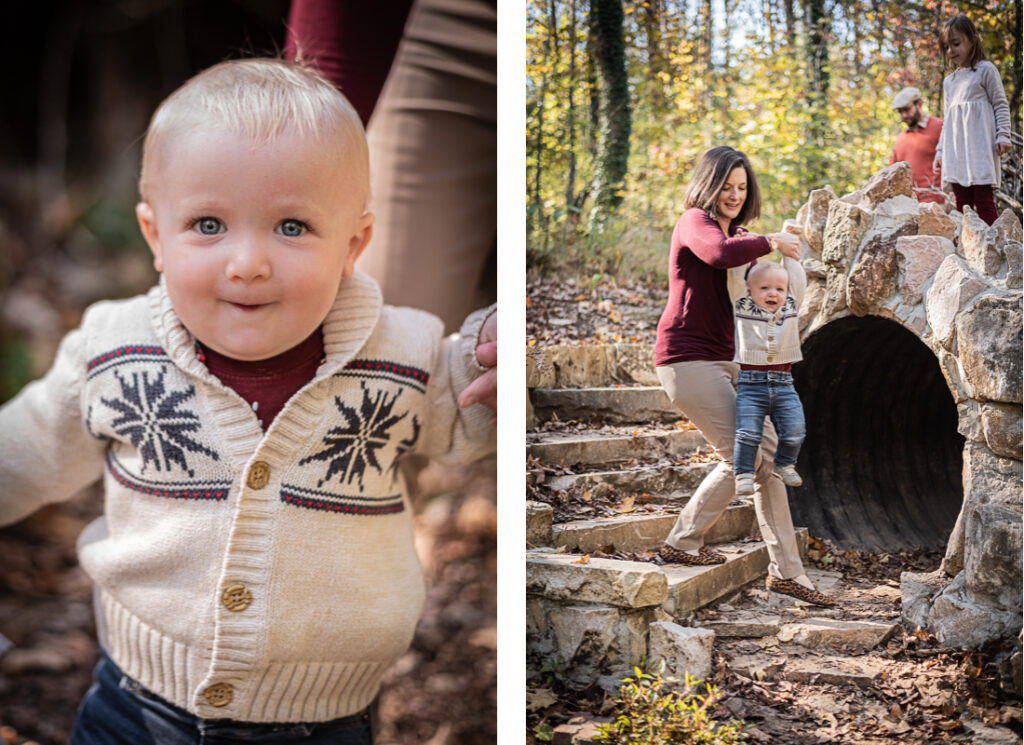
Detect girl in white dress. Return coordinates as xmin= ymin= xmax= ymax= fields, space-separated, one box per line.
xmin=932 ymin=14 xmax=1011 ymax=225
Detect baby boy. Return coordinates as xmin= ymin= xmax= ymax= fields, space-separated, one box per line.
xmin=0 ymin=59 xmax=496 ymax=740
xmin=728 ymin=258 xmax=806 ymax=497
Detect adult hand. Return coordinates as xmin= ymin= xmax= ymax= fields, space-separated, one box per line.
xmin=997 ymin=142 xmax=1012 ymax=157
xmin=933 ymin=156 xmax=942 ymax=173
xmin=770 ymin=232 xmax=802 ymax=261
xmin=458 ymin=312 xmax=497 ymax=412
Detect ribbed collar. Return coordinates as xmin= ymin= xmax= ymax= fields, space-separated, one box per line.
xmin=149 ymin=270 xmax=384 ymax=383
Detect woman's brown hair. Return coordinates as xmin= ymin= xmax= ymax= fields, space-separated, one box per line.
xmin=940 ymin=15 xmax=987 ymax=71
xmin=683 ymin=146 xmax=761 ymax=227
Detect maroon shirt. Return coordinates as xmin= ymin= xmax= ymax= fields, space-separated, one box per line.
xmin=200 ymin=329 xmax=325 ymax=431
xmin=285 ymin=0 xmax=415 ymax=126
xmin=655 ymin=208 xmax=771 ymax=366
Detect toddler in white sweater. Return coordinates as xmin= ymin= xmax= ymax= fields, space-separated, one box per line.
xmin=0 ymin=59 xmax=496 ymax=742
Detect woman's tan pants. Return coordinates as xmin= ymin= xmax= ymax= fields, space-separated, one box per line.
xmin=657 ymin=360 xmax=805 ymax=579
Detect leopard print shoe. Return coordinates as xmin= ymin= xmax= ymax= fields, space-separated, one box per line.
xmin=765 ymin=575 xmax=836 ymax=607
xmin=659 ymin=544 xmax=727 ymax=566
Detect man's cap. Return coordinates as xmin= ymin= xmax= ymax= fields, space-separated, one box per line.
xmin=892 ymin=87 xmax=922 ymax=110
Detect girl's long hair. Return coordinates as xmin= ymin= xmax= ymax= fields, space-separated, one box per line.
xmin=940 ymin=14 xmax=987 ymax=71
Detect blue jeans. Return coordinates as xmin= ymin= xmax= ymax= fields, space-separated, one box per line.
xmin=734 ymin=370 xmax=805 ymax=476
xmin=71 ymin=650 xmax=374 ymax=745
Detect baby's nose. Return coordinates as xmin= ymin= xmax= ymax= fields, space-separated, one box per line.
xmin=226 ymin=242 xmax=272 ymax=281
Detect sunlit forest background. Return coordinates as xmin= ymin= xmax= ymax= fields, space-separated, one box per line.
xmin=526 ymin=0 xmax=1023 ymax=277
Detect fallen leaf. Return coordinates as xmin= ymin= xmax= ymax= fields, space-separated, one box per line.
xmin=572 ymin=555 xmax=590 ymax=565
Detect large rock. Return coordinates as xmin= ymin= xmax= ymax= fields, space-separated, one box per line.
xmin=822 ymin=200 xmax=872 ymax=268
xmin=804 ymin=185 xmax=837 ymax=255
xmin=918 ymin=201 xmax=956 ymax=241
xmin=955 ymin=293 xmax=1023 ymax=403
xmin=527 ymin=501 xmax=554 ymax=547
xmin=924 ymin=255 xmax=987 ymax=347
xmin=982 ymin=403 xmax=1023 ymax=461
xmin=611 ymin=344 xmax=658 ymax=385
xmin=961 ymin=206 xmax=1003 ymax=276
xmin=1005 ymin=241 xmax=1023 ymax=289
xmin=963 ymin=502 xmax=1023 ymax=612
xmin=860 ymin=162 xmax=914 ymax=207
xmin=847 ymin=235 xmax=899 ymax=316
xmin=901 ymin=570 xmax=950 ymax=631
xmin=929 ymin=570 xmax=1022 ymax=649
xmin=526 ymin=553 xmax=668 ymax=608
xmin=799 ymin=282 xmax=826 ymax=333
xmin=543 ymin=603 xmax=653 ymax=688
xmin=895 ymin=235 xmax=955 ymax=305
xmin=942 ymin=442 xmax=1024 ymax=575
xmin=990 ymin=209 xmax=1024 ymax=248
xmin=647 ymin=622 xmax=714 ymax=683
xmin=871 ymin=195 xmax=920 ymax=236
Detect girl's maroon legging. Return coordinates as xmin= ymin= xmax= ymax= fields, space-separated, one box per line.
xmin=951 ymin=183 xmax=999 ymax=225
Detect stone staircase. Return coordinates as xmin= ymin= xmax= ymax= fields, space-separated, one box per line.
xmin=526 ymin=343 xmax=812 ymax=688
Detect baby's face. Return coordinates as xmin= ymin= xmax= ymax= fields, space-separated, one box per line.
xmin=747 ymin=268 xmax=788 ymax=312
xmin=137 ymin=128 xmax=372 ymax=361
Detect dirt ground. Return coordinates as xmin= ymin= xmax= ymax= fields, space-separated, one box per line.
xmin=0 ymin=459 xmax=496 ymax=745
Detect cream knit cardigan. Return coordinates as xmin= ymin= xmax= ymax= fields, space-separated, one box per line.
xmin=727 ymin=256 xmax=806 ymax=366
xmin=0 ymin=270 xmax=496 ymax=723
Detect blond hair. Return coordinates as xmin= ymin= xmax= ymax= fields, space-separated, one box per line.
xmin=139 ymin=58 xmax=368 ymax=206
xmin=746 ymin=260 xmax=788 ymax=286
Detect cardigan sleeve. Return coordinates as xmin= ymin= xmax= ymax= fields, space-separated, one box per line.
xmin=678 ymin=209 xmax=770 ymax=270
xmin=980 ymin=62 xmax=1012 ymax=145
xmin=784 ymin=256 xmax=807 ymax=307
xmin=0 ymin=325 xmax=107 ymax=527
xmin=417 ymin=304 xmax=497 ymax=465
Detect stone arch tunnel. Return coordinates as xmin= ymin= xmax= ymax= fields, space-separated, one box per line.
xmin=791 ymin=315 xmax=964 ymax=552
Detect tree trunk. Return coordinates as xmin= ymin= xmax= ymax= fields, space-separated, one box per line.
xmin=587 ymin=0 xmax=632 ymax=232
xmin=803 ymin=0 xmax=830 ymax=188
xmin=565 ymin=0 xmax=580 ymax=218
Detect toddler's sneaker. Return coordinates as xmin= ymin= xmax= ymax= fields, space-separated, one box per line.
xmin=735 ymin=473 xmax=755 ymax=496
xmin=774 ymin=464 xmax=802 ymax=487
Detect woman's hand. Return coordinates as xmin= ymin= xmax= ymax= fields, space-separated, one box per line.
xmin=770 ymin=232 xmax=802 ymax=261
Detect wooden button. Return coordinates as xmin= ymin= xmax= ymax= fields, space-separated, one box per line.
xmin=247 ymin=461 xmax=271 ymax=489
xmin=222 ymin=584 xmax=252 ymax=612
xmin=204 ymin=682 xmax=233 ymax=707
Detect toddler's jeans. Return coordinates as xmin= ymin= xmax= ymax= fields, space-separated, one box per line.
xmin=950 ymin=183 xmax=998 ymax=225
xmin=734 ymin=370 xmax=805 ymax=476
xmin=71 ymin=649 xmax=373 ymax=745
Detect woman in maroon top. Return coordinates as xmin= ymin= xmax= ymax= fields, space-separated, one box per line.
xmin=655 ymin=146 xmax=834 ymax=606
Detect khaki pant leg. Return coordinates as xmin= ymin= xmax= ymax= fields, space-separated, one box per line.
xmin=658 ymin=361 xmax=740 ymax=551
xmin=360 ymin=0 xmax=496 ymax=334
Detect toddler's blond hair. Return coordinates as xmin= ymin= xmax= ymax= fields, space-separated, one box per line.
xmin=139 ymin=58 xmax=368 ymax=208
xmin=746 ymin=260 xmax=788 ymax=286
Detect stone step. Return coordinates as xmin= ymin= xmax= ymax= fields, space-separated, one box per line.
xmin=727 ymin=652 xmax=886 ymax=689
xmin=527 ymin=530 xmax=809 ymax=617
xmin=527 ymin=343 xmax=657 ymax=389
xmin=661 ymin=531 xmax=809 ymax=617
xmin=527 ymin=429 xmax=707 ymax=467
xmin=552 ymin=504 xmax=758 ymax=553
xmin=777 ymin=618 xmax=899 ymax=649
xmin=531 ymin=386 xmax=679 ymax=425
xmin=544 ymin=461 xmax=717 ymax=498
xmin=526 ymin=552 xmax=668 ymax=608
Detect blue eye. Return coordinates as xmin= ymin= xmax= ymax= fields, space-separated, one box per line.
xmin=278 ymin=220 xmax=307 ymax=237
xmin=195 ymin=217 xmax=223 ymax=235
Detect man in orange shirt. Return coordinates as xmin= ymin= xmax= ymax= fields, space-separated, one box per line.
xmin=890 ymin=87 xmax=946 ymax=205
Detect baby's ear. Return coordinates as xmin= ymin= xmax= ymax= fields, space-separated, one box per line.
xmin=136 ymin=202 xmax=163 ymax=272
xmin=342 ymin=211 xmax=374 ymax=278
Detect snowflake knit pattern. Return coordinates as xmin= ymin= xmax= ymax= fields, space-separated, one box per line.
xmin=0 ymin=270 xmax=495 ymax=723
